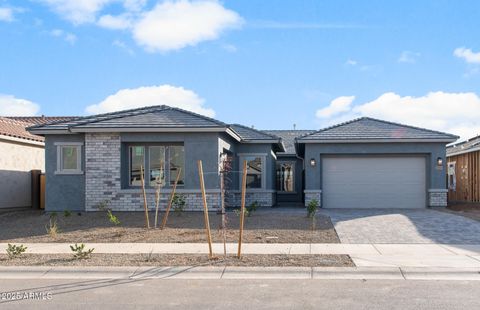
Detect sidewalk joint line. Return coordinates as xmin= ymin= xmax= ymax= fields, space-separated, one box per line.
xmin=220 ymin=266 xmax=226 ymax=279
xmin=371 ymin=244 xmax=383 ymax=255
xmin=438 ymin=244 xmax=459 ymax=255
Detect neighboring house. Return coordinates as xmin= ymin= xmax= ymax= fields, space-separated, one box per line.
xmin=0 ymin=116 xmax=76 ymax=210
xmin=28 ymin=106 xmax=458 ymax=212
xmin=446 ymin=135 xmax=480 ymax=203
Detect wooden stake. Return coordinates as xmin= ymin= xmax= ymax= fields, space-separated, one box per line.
xmin=198 ymin=160 xmax=213 ymax=258
xmin=140 ymin=165 xmax=150 ymax=229
xmin=237 ymin=159 xmax=247 ymax=258
xmin=154 ymin=162 xmax=164 ymax=229
xmin=160 ymin=167 xmax=182 ymax=230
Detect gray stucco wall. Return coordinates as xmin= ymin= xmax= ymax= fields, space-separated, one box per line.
xmin=45 ymin=134 xmax=85 ymax=211
xmin=303 ymin=142 xmax=447 ymax=191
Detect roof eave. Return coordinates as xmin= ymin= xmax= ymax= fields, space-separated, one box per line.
xmin=69 ymin=127 xmax=227 ymax=133
xmin=297 ymin=138 xmax=458 ymax=143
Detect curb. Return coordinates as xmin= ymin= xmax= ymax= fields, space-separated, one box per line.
xmin=0 ymin=266 xmax=479 ymax=281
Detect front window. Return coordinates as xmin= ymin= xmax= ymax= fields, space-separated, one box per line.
xmin=276 ymin=162 xmax=295 ymax=192
xmin=127 ymin=144 xmax=184 ymax=187
xmin=244 ymin=156 xmax=263 ymax=189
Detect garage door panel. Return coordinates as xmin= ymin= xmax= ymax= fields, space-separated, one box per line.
xmin=322 ymin=157 xmax=426 ymax=209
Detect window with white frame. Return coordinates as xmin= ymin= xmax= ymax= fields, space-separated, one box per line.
xmin=239 ymin=154 xmax=266 ymax=189
xmin=55 ymin=143 xmax=83 ymax=174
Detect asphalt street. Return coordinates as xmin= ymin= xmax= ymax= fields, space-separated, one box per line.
xmin=0 ymin=278 xmax=479 ymax=309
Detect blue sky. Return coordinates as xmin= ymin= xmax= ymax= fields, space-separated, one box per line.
xmin=0 ymin=0 xmax=480 ymax=140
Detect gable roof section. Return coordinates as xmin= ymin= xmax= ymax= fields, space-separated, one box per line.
xmin=28 ymin=105 xmax=227 ymax=134
xmin=263 ymin=130 xmax=315 ymax=154
xmin=230 ymin=124 xmax=285 ymax=152
xmin=27 ymin=105 xmax=285 ymax=150
xmin=447 ymin=135 xmax=480 ymax=156
xmin=297 ymin=117 xmax=458 ymax=143
xmin=0 ymin=117 xmax=45 ymax=143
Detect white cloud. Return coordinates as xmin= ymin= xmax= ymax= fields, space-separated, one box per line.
xmin=398 ymin=51 xmax=420 ymax=63
xmin=454 ymin=47 xmax=480 ymax=64
xmin=123 ymin=0 xmax=146 ymax=12
xmin=221 ymin=43 xmax=237 ymax=53
xmin=316 ymin=96 xmax=354 ymax=118
xmin=133 ymin=0 xmax=243 ymax=52
xmin=316 ymin=92 xmax=480 ymax=141
xmin=85 ymin=85 xmax=215 ymax=117
xmin=50 ymin=29 xmax=77 ymax=44
xmin=0 ymin=94 xmax=40 ymax=116
xmin=97 ymin=14 xmax=132 ymax=30
xmin=345 ymin=59 xmax=357 ymax=66
xmin=38 ymin=0 xmax=116 ymax=24
xmin=0 ymin=7 xmax=14 ymax=22
xmin=112 ymin=39 xmax=134 ymax=55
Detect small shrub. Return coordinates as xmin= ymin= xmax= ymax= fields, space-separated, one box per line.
xmin=107 ymin=210 xmax=121 ymax=225
xmin=144 ymin=250 xmax=154 ymax=262
xmin=172 ymin=194 xmax=187 ymax=215
xmin=46 ymin=213 xmax=59 ymax=238
xmin=70 ymin=243 xmax=94 ymax=259
xmin=63 ymin=210 xmax=72 ymax=217
xmin=95 ymin=200 xmax=110 ymax=211
xmin=246 ymin=201 xmax=259 ymax=217
xmin=6 ymin=244 xmax=27 ymax=259
xmin=233 ymin=208 xmax=249 ymax=217
xmin=307 ymin=199 xmax=319 ymax=218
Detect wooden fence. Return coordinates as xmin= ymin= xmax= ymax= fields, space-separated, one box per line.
xmin=448 ymin=150 xmax=480 ymax=203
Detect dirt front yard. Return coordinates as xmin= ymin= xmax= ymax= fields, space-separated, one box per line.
xmin=0 ymin=253 xmax=353 ymax=267
xmin=0 ymin=209 xmax=339 ymax=244
xmin=445 ymin=203 xmax=480 ymax=222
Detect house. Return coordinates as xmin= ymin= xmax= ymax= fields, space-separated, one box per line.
xmin=446 ymin=135 xmax=480 ymax=203
xmin=28 ymin=106 xmax=458 ymax=212
xmin=0 ymin=116 xmax=76 ymax=210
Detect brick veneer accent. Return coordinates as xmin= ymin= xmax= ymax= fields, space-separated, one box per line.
xmin=304 ymin=190 xmax=321 ymax=207
xmin=428 ymin=189 xmax=448 ymax=207
xmin=229 ymin=191 xmax=276 ymax=207
xmin=84 ymin=133 xmax=220 ymax=211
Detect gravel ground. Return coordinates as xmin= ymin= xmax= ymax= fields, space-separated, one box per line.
xmin=0 ymin=210 xmax=339 ymax=244
xmin=0 ymin=254 xmax=353 ymax=267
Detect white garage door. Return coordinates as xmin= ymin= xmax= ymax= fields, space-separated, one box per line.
xmin=322 ymin=156 xmax=426 ymax=209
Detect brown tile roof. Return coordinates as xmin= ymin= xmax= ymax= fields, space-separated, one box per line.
xmin=0 ymin=117 xmax=45 ymax=143
xmin=6 ymin=116 xmax=77 ymax=126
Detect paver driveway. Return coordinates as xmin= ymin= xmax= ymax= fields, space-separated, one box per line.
xmin=321 ymin=209 xmax=480 ymax=244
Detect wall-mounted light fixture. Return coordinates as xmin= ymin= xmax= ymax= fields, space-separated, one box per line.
xmin=437 ymin=157 xmax=443 ymax=167
xmin=310 ymin=158 xmax=316 ymax=167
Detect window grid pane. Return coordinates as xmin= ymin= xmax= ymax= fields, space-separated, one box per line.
xmin=129 ymin=146 xmax=145 ymax=186
xmin=169 ymin=146 xmax=185 ymax=185
xmin=61 ymin=146 xmax=78 ymax=170
xmin=149 ymin=146 xmax=166 ymax=186
xmin=245 ymin=156 xmax=262 ymax=189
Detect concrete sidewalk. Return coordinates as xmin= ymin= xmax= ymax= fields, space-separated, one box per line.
xmin=1 ymin=242 xmax=480 ymax=268
xmin=0 ymin=266 xmax=479 ymax=281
